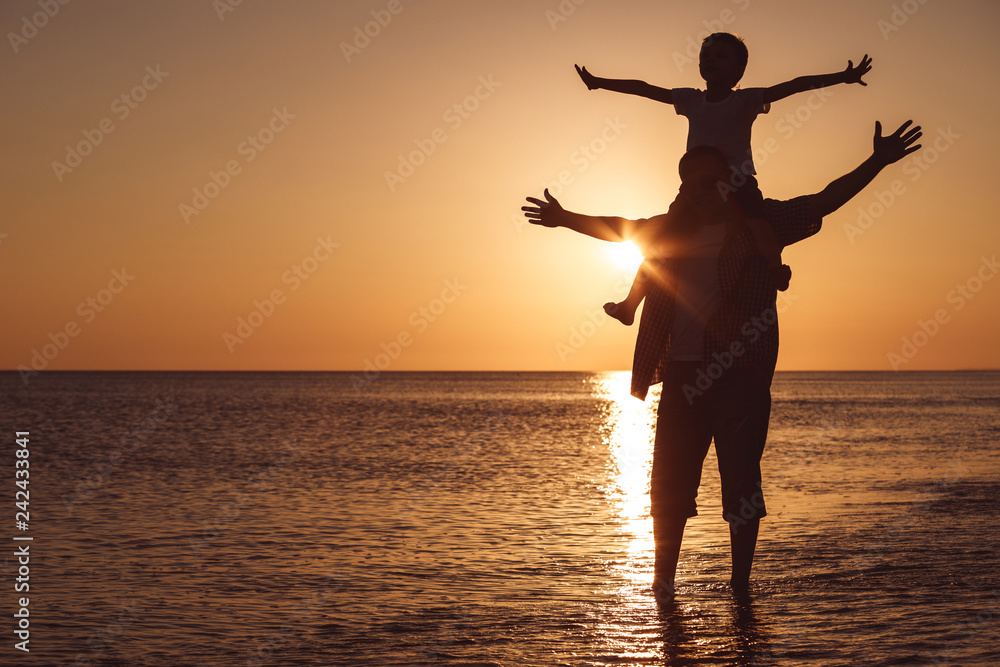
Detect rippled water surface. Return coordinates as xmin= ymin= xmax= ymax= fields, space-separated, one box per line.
xmin=2 ymin=370 xmax=999 ymax=665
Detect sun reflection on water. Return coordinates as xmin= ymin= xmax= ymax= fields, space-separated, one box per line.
xmin=591 ymin=371 xmax=659 ymax=590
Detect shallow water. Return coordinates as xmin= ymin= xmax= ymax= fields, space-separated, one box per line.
xmin=1 ymin=370 xmax=998 ymax=665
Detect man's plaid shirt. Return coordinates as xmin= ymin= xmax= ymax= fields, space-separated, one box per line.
xmin=630 ymin=195 xmax=822 ymax=400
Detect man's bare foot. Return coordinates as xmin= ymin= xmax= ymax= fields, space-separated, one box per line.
xmin=604 ymin=301 xmax=635 ymax=326
xmin=652 ymin=577 xmax=675 ymax=604
xmin=730 ymin=577 xmax=751 ymax=600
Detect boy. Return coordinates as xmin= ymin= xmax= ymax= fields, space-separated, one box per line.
xmin=576 ymin=33 xmax=871 ymax=324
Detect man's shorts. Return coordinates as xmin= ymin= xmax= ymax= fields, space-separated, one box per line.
xmin=650 ymin=361 xmax=771 ymax=525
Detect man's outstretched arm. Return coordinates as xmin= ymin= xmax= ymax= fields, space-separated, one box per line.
xmin=523 ymin=188 xmax=632 ymax=241
xmin=522 ymin=188 xmax=667 ymax=248
xmin=810 ymin=120 xmax=922 ymax=218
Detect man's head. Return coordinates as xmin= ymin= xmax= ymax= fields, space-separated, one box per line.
xmin=699 ymin=32 xmax=748 ymax=89
xmin=677 ymin=146 xmax=731 ymax=218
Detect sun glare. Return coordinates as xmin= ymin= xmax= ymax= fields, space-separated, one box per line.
xmin=591 ymin=372 xmax=657 ymax=590
xmin=608 ymin=241 xmax=644 ymax=273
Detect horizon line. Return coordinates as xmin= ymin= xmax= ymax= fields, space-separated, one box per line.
xmin=3 ymin=368 xmax=999 ymax=374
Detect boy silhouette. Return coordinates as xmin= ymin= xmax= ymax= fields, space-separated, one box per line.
xmin=576 ymin=32 xmax=872 ymax=325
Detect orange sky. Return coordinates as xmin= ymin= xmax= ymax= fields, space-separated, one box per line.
xmin=3 ymin=0 xmax=999 ymax=374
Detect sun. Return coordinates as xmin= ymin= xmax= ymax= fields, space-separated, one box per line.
xmin=608 ymin=240 xmax=644 ymax=273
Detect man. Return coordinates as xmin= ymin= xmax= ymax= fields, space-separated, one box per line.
xmin=522 ymin=120 xmax=922 ymax=600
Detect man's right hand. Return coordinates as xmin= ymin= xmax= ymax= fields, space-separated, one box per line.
xmin=874 ymin=120 xmax=922 ymax=166
xmin=522 ymin=189 xmax=564 ymax=227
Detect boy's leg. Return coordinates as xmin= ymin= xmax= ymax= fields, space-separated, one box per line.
xmin=734 ymin=177 xmax=791 ymax=291
xmin=744 ymin=218 xmax=791 ymax=291
xmin=604 ymin=260 xmax=649 ymax=326
xmin=744 ymin=218 xmax=780 ymax=265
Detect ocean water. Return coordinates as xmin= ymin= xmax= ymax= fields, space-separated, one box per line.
xmin=1 ymin=370 xmax=998 ymax=666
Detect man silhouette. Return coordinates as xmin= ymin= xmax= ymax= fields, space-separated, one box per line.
xmin=523 ymin=120 xmax=922 ymax=599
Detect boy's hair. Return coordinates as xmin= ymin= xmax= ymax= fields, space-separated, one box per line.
xmin=678 ymin=145 xmax=729 ymax=178
xmin=702 ymin=32 xmax=749 ymax=80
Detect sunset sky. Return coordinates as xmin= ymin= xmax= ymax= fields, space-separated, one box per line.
xmin=3 ymin=0 xmax=999 ymax=374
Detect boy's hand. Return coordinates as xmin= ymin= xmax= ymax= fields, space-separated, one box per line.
xmin=575 ymin=64 xmax=599 ymax=90
xmin=523 ymin=189 xmax=564 ymax=227
xmin=843 ymin=54 xmax=873 ymax=85
xmin=873 ymin=120 xmax=922 ymax=166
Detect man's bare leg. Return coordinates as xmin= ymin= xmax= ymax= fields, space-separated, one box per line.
xmin=729 ymin=517 xmax=760 ymax=595
xmin=653 ymin=515 xmax=687 ymax=601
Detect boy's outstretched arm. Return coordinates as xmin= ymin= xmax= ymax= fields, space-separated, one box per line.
xmin=576 ymin=64 xmax=673 ymax=104
xmin=810 ymin=120 xmax=922 ymax=218
xmin=763 ymin=55 xmax=872 ymax=105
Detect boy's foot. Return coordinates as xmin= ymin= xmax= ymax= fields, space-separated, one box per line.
xmin=769 ymin=264 xmax=792 ymax=291
xmin=652 ymin=577 xmax=675 ymax=604
xmin=603 ymin=301 xmax=635 ymax=326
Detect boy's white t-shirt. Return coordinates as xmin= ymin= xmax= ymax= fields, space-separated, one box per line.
xmin=668 ymin=221 xmax=728 ymax=361
xmin=672 ymin=87 xmax=770 ymax=175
